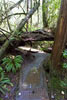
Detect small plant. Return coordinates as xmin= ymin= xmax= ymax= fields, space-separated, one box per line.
xmin=51 ymin=76 xmax=62 ymax=90
xmin=63 ymin=50 xmax=67 ymax=59
xmin=63 ymin=50 xmax=67 ymax=69
xmin=61 ymin=77 xmax=67 ymax=89
xmin=0 ymin=66 xmax=13 ymax=94
xmin=63 ymin=63 xmax=67 ymax=69
xmin=0 ymin=77 xmax=13 ymax=94
xmin=2 ymin=55 xmax=23 ymax=73
xmin=61 ymin=49 xmax=67 ymax=93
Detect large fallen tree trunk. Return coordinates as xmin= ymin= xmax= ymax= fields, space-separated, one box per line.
xmin=0 ymin=1 xmax=40 ymax=59
xmin=0 ymin=29 xmax=54 ymax=44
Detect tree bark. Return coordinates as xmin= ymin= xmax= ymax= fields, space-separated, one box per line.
xmin=0 ymin=0 xmax=40 ymax=59
xmin=42 ymin=0 xmax=48 ymax=28
xmin=30 ymin=0 xmax=32 ymax=27
xmin=51 ymin=0 xmax=67 ymax=68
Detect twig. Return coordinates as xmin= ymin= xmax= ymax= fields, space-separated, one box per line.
xmin=0 ymin=30 xmax=9 ymax=40
xmin=0 ymin=28 xmax=10 ymax=34
xmin=4 ymin=0 xmax=24 ymax=14
xmin=2 ymin=12 xmax=27 ymax=21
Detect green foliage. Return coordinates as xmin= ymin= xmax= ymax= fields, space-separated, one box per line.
xmin=43 ymin=0 xmax=61 ymax=28
xmin=50 ymin=50 xmax=67 ymax=94
xmin=63 ymin=50 xmax=67 ymax=59
xmin=0 ymin=77 xmax=13 ymax=94
xmin=39 ymin=41 xmax=53 ymax=51
xmin=63 ymin=63 xmax=67 ymax=69
xmin=2 ymin=55 xmax=23 ymax=73
xmin=27 ymin=24 xmax=40 ymax=31
xmin=61 ymin=78 xmax=67 ymax=89
xmin=0 ymin=66 xmax=4 ymax=80
xmin=63 ymin=50 xmax=67 ymax=69
xmin=0 ymin=66 xmax=13 ymax=95
xmin=51 ymin=76 xmax=62 ymax=90
xmin=51 ymin=75 xmax=67 ymax=92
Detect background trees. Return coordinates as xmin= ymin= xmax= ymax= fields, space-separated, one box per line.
xmin=0 ymin=0 xmax=67 ymax=99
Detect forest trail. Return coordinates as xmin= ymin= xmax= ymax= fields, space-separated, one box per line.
xmin=16 ymin=47 xmax=50 ymax=100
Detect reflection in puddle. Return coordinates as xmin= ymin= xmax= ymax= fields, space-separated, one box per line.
xmin=23 ymin=67 xmax=42 ymax=88
xmin=22 ymin=82 xmax=28 ymax=89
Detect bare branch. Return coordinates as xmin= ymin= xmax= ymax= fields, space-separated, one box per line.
xmin=0 ymin=28 xmax=10 ymax=34
xmin=0 ymin=30 xmax=9 ymax=40
xmin=19 ymin=5 xmax=26 ymax=14
xmin=17 ymin=0 xmax=40 ymax=31
xmin=2 ymin=12 xmax=27 ymax=21
xmin=4 ymin=0 xmax=24 ymax=13
xmin=3 ymin=0 xmax=12 ymax=32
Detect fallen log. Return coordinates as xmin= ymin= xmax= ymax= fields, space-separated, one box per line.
xmin=0 ymin=30 xmax=54 ymax=44
xmin=0 ymin=0 xmax=40 ymax=59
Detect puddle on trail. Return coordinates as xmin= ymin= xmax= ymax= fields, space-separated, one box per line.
xmin=22 ymin=67 xmax=43 ymax=89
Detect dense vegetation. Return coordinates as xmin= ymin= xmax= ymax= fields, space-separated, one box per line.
xmin=0 ymin=0 xmax=67 ymax=100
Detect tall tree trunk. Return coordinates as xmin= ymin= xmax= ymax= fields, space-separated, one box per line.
xmin=30 ymin=0 xmax=32 ymax=28
xmin=37 ymin=0 xmax=39 ymax=27
xmin=26 ymin=0 xmax=29 ymax=31
xmin=42 ymin=0 xmax=48 ymax=28
xmin=51 ymin=0 xmax=67 ymax=68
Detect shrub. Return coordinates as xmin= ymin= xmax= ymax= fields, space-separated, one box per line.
xmin=63 ymin=50 xmax=67 ymax=59
xmin=0 ymin=66 xmax=13 ymax=94
xmin=2 ymin=55 xmax=23 ymax=73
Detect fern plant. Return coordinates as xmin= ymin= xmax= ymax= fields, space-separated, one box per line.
xmin=0 ymin=66 xmax=13 ymax=94
xmin=0 ymin=77 xmax=13 ymax=94
xmin=2 ymin=55 xmax=23 ymax=73
xmin=0 ymin=66 xmax=4 ymax=80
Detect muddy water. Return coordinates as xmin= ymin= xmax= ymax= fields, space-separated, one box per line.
xmin=25 ymin=67 xmax=42 ymax=87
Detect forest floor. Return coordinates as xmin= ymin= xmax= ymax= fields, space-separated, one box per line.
xmin=0 ymin=47 xmax=67 ymax=100
xmin=0 ymin=50 xmax=22 ymax=100
xmin=44 ymin=61 xmax=67 ymax=100
xmin=0 ymin=47 xmax=50 ymax=100
xmin=16 ymin=49 xmax=50 ymax=100
xmin=0 ymin=71 xmax=19 ymax=100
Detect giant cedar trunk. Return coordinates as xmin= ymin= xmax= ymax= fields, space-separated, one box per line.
xmin=51 ymin=0 xmax=67 ymax=68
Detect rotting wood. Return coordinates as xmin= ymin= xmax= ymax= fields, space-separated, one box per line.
xmin=0 ymin=29 xmax=54 ymax=44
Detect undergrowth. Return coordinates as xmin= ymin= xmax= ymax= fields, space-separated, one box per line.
xmin=0 ymin=55 xmax=23 ymax=95
xmin=44 ymin=49 xmax=67 ymax=100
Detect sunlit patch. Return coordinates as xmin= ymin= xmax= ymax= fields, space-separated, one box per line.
xmin=61 ymin=91 xmax=65 ymax=95
xmin=18 ymin=46 xmax=45 ymax=53
xmin=22 ymin=82 xmax=28 ymax=89
xmin=9 ymin=55 xmax=15 ymax=59
xmin=18 ymin=92 xmax=21 ymax=96
xmin=29 ymin=84 xmax=32 ymax=88
xmin=31 ymin=67 xmax=38 ymax=73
